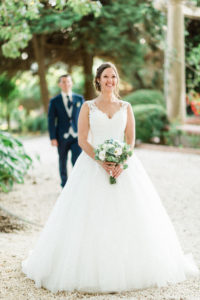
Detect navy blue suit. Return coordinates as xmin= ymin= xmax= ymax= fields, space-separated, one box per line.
xmin=48 ymin=92 xmax=84 ymax=187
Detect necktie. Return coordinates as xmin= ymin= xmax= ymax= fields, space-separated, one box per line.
xmin=67 ymin=95 xmax=72 ymax=109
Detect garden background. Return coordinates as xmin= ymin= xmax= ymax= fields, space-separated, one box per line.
xmin=0 ymin=1 xmax=200 ymax=299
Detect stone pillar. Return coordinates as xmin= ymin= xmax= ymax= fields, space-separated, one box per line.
xmin=166 ymin=0 xmax=186 ymax=122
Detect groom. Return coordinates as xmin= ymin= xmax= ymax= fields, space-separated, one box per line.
xmin=48 ymin=74 xmax=84 ymax=187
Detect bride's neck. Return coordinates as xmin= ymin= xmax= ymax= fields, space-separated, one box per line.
xmin=98 ymin=92 xmax=116 ymax=103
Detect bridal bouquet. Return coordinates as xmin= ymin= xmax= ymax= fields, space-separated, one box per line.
xmin=95 ymin=139 xmax=133 ymax=184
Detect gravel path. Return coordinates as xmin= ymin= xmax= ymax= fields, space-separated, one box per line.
xmin=0 ymin=135 xmax=200 ymax=300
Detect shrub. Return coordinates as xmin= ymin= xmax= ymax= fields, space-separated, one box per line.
xmin=133 ymin=104 xmax=168 ymax=142
xmin=24 ymin=114 xmax=48 ymax=133
xmin=124 ymin=89 xmax=165 ymax=107
xmin=0 ymin=131 xmax=32 ymax=192
xmin=163 ymin=124 xmax=182 ymax=146
xmin=163 ymin=124 xmax=200 ymax=148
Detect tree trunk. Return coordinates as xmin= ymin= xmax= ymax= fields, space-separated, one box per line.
xmin=32 ymin=35 xmax=49 ymax=113
xmin=135 ymin=71 xmax=145 ymax=89
xmin=166 ymin=0 xmax=186 ymax=122
xmin=6 ymin=113 xmax=10 ymax=131
xmin=82 ymin=52 xmax=95 ymax=100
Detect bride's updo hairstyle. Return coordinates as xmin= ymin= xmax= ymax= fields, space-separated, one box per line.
xmin=94 ymin=62 xmax=120 ymax=98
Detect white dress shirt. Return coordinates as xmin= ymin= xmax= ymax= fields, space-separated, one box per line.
xmin=61 ymin=91 xmax=73 ymax=117
xmin=61 ymin=91 xmax=78 ymax=139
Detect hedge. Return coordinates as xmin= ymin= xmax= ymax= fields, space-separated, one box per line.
xmin=125 ymin=89 xmax=165 ymax=107
xmin=133 ymin=104 xmax=168 ymax=142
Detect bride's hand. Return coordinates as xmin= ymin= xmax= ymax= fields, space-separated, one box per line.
xmin=98 ymin=161 xmax=116 ymax=175
xmin=113 ymin=164 xmax=123 ymax=178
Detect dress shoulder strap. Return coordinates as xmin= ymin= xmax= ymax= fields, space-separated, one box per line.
xmin=120 ymin=100 xmax=129 ymax=109
xmin=86 ymin=100 xmax=96 ymax=112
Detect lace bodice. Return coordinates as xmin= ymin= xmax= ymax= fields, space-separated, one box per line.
xmin=87 ymin=100 xmax=129 ymax=147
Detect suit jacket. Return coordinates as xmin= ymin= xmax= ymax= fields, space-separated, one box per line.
xmin=48 ymin=92 xmax=84 ymax=141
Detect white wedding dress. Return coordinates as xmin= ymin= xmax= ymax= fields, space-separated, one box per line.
xmin=22 ymin=100 xmax=199 ymax=293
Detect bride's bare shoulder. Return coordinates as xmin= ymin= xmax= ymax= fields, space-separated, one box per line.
xmin=80 ymin=102 xmax=90 ymax=113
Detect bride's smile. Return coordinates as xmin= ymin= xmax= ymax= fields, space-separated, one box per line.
xmin=98 ymin=68 xmax=118 ymax=94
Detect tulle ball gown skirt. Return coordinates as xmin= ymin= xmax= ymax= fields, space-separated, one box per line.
xmin=22 ymin=152 xmax=199 ymax=293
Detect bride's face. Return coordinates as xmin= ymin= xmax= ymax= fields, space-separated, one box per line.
xmin=99 ymin=67 xmax=118 ymax=93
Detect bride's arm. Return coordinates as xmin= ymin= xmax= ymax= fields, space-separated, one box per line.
xmin=111 ymin=103 xmax=135 ymax=180
xmin=78 ymin=102 xmax=114 ymax=174
xmin=124 ymin=103 xmax=135 ymax=150
xmin=78 ymin=102 xmax=95 ymax=160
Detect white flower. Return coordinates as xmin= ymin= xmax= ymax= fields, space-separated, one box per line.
xmin=119 ymin=141 xmax=125 ymax=147
xmin=107 ymin=144 xmax=114 ymax=149
xmin=102 ymin=143 xmax=112 ymax=151
xmin=99 ymin=151 xmax=106 ymax=161
xmin=114 ymin=147 xmax=122 ymax=156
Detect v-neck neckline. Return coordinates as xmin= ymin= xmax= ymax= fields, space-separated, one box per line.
xmin=93 ymin=100 xmax=123 ymax=120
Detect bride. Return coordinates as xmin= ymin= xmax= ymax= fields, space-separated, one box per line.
xmin=22 ymin=62 xmax=199 ymax=293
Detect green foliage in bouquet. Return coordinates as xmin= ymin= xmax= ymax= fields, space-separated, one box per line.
xmin=133 ymin=104 xmax=168 ymax=143
xmin=95 ymin=139 xmax=133 ymax=184
xmin=124 ymin=89 xmax=165 ymax=108
xmin=0 ymin=131 xmax=32 ymax=192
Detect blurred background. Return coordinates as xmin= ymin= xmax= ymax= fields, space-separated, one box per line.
xmin=0 ymin=0 xmax=200 ymax=191
xmin=1 ymin=3 xmax=200 ymax=298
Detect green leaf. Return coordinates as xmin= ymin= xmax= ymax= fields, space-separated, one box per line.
xmin=0 ymin=181 xmax=10 ymax=193
xmin=0 ymin=131 xmax=32 ymax=192
xmin=123 ymin=164 xmax=128 ymax=170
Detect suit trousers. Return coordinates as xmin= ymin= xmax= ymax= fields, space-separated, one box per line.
xmin=57 ymin=135 xmax=82 ymax=187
